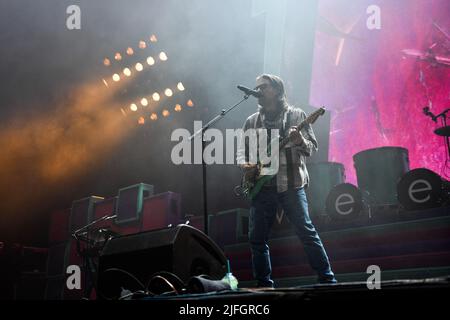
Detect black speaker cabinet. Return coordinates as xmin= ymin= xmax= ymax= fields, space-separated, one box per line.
xmin=97 ymin=224 xmax=227 ymax=299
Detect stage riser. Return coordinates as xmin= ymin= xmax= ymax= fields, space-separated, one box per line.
xmin=228 ymin=238 xmax=450 ymax=264
xmin=230 ymin=251 xmax=450 ymax=280
xmin=225 ymin=215 xmax=450 ymax=281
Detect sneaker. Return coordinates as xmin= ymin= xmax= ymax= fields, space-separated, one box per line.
xmin=256 ymin=281 xmax=274 ymax=289
xmin=318 ymin=277 xmax=337 ymax=284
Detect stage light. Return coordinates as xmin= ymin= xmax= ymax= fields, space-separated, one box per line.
xmin=141 ymin=98 xmax=148 ymax=107
xmin=175 ymin=104 xmax=182 ymax=112
xmin=139 ymin=41 xmax=147 ymax=49
xmin=150 ymin=113 xmax=158 ymax=121
xmin=165 ymin=89 xmax=173 ymax=97
xmin=103 ymin=58 xmax=111 ymax=66
xmin=177 ymin=82 xmax=185 ymax=91
xmin=162 ymin=110 xmax=170 ymax=117
xmin=146 ymin=56 xmax=155 ymax=66
xmin=135 ymin=63 xmax=144 ymax=72
xmin=112 ymin=74 xmax=121 ymax=82
xmin=123 ymin=68 xmax=131 ymax=77
xmin=159 ymin=52 xmax=168 ymax=61
xmin=130 ymin=103 xmax=138 ymax=112
xmin=138 ymin=117 xmax=145 ymax=125
xmin=127 ymin=47 xmax=134 ymax=55
xmin=187 ymin=99 xmax=194 ymax=107
xmin=152 ymin=93 xmax=160 ymax=101
xmin=150 ymin=34 xmax=158 ymax=42
xmin=114 ymin=53 xmax=122 ymax=61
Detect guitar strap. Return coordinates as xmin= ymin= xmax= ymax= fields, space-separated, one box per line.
xmin=256 ymin=107 xmax=290 ymax=188
xmin=285 ymin=109 xmax=296 ymax=188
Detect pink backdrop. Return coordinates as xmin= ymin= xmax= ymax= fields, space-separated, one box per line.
xmin=310 ymin=0 xmax=450 ymax=183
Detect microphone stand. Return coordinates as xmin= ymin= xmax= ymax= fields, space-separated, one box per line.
xmin=427 ymin=107 xmax=450 ymax=158
xmin=436 ymin=109 xmax=450 ymax=158
xmin=71 ymin=214 xmax=116 ymax=299
xmin=72 ymin=214 xmax=116 ymax=241
xmin=189 ymin=94 xmax=251 ymax=235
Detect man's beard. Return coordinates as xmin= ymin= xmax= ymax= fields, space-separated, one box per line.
xmin=258 ymin=96 xmax=270 ymax=107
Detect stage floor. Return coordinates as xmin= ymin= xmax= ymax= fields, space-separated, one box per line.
xmin=131 ymin=277 xmax=450 ymax=317
xmin=139 ymin=276 xmax=450 ymax=301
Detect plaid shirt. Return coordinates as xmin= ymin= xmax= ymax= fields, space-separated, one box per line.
xmin=237 ymin=105 xmax=318 ymax=193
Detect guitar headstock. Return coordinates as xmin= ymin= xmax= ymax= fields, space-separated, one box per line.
xmin=306 ymin=107 xmax=326 ymax=125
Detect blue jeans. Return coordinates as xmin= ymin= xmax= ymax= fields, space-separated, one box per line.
xmin=249 ymin=187 xmax=336 ymax=287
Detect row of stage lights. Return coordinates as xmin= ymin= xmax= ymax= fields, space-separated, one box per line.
xmin=104 ymin=35 xmax=159 ymax=66
xmin=109 ymin=52 xmax=168 ymax=83
xmin=130 ymin=99 xmax=195 ymax=125
xmin=125 ymin=82 xmax=195 ymax=125
xmin=106 ymin=52 xmax=168 ymax=84
xmin=102 ymin=34 xmax=168 ymax=85
xmin=129 ymin=81 xmax=186 ymax=110
xmin=134 ymin=99 xmax=195 ymax=125
xmin=101 ymin=34 xmax=195 ymax=125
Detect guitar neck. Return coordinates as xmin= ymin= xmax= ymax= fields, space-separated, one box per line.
xmin=278 ymin=120 xmax=308 ymax=150
xmin=263 ymin=107 xmax=325 ymax=155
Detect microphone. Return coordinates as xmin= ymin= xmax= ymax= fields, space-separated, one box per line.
xmin=237 ymin=85 xmax=261 ymax=98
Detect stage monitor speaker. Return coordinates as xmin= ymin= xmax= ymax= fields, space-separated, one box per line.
xmin=97 ymin=224 xmax=227 ymax=300
xmin=115 ymin=183 xmax=154 ymax=225
xmin=184 ymin=215 xmax=205 ymax=232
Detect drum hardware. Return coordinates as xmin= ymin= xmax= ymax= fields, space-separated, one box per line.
xmin=423 ymin=107 xmax=450 ymax=158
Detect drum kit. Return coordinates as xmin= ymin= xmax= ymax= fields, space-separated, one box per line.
xmin=434 ymin=126 xmax=450 ymax=137
xmin=434 ymin=122 xmax=450 ymax=159
xmin=423 ymin=106 xmax=450 ymax=157
xmin=305 ymin=104 xmax=450 ymax=221
xmin=403 ymin=21 xmax=450 ymax=154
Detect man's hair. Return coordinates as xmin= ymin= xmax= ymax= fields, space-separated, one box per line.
xmin=256 ymin=74 xmax=288 ymax=105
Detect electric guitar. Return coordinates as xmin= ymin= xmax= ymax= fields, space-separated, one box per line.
xmin=238 ymin=107 xmax=326 ymax=200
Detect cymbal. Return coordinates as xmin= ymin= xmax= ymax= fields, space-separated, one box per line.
xmin=434 ymin=126 xmax=450 ymax=137
xmin=402 ymin=49 xmax=450 ymax=67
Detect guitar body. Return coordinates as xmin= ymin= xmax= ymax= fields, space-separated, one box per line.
xmin=238 ymin=107 xmax=326 ymax=200
xmin=244 ymin=174 xmax=274 ymax=200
